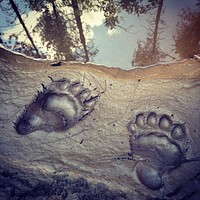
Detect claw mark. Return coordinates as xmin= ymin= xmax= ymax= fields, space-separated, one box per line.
xmin=15 ymin=78 xmax=102 ymax=135
xmin=127 ymin=112 xmax=200 ymax=190
xmin=48 ymin=76 xmax=54 ymax=82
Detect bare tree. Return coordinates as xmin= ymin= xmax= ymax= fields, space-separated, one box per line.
xmin=151 ymin=0 xmax=163 ymax=63
xmin=8 ymin=0 xmax=40 ymax=57
xmin=71 ymin=0 xmax=89 ymax=62
xmin=132 ymin=0 xmax=169 ymax=66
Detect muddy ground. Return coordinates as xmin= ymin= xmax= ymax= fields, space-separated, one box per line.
xmin=0 ymin=47 xmax=200 ymax=199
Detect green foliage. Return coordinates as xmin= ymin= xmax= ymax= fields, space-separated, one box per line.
xmin=120 ymin=0 xmax=159 ymax=15
xmin=34 ymin=5 xmax=77 ymax=61
xmin=0 ymin=0 xmax=41 ymax=57
xmin=24 ymin=0 xmax=49 ymax=11
xmin=97 ymin=0 xmax=160 ymax=29
xmin=0 ymin=32 xmax=45 ymax=58
xmin=1 ymin=0 xmax=166 ymax=61
xmin=27 ymin=0 xmax=99 ymax=61
xmin=99 ymin=0 xmax=120 ymax=29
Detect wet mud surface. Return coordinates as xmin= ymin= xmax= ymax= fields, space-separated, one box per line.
xmin=0 ymin=47 xmax=200 ymax=199
xmin=0 ymin=163 xmax=132 ymax=200
xmin=16 ymin=78 xmax=101 ymax=135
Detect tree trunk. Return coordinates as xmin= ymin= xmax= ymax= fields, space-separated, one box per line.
xmin=9 ymin=0 xmax=40 ymax=58
xmin=71 ymin=0 xmax=89 ymax=62
xmin=151 ymin=0 xmax=163 ymax=62
xmin=51 ymin=1 xmax=62 ymax=60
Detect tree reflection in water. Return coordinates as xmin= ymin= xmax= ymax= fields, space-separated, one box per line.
xmin=0 ymin=0 xmax=199 ymax=67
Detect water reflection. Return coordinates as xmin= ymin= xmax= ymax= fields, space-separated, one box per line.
xmin=131 ymin=0 xmax=166 ymax=66
xmin=0 ymin=0 xmax=199 ymax=69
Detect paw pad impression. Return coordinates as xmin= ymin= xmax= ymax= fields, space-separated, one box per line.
xmin=127 ymin=112 xmax=189 ymax=190
xmin=16 ymin=78 xmax=99 ymax=135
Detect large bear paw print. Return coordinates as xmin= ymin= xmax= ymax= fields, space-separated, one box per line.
xmin=16 ymin=78 xmax=101 ymax=135
xmin=127 ymin=112 xmax=191 ymax=190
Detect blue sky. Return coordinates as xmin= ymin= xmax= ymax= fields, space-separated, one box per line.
xmin=0 ymin=0 xmax=198 ymax=69
xmin=91 ymin=0 xmax=198 ymax=69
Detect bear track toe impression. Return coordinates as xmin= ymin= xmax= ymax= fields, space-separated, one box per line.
xmin=16 ymin=78 xmax=100 ymax=135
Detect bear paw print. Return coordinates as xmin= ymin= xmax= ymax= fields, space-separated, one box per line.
xmin=16 ymin=78 xmax=100 ymax=135
xmin=127 ymin=112 xmax=189 ymax=190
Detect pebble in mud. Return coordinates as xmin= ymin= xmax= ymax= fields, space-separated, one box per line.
xmin=15 ymin=78 xmax=101 ymax=135
xmin=127 ymin=112 xmax=192 ymax=190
